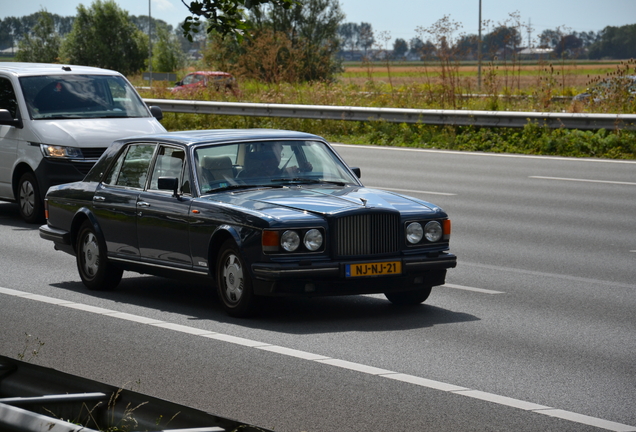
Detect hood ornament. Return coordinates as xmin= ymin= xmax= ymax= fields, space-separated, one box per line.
xmin=360 ymin=198 xmax=368 ymax=207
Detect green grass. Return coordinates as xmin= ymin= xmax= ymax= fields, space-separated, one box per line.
xmin=133 ymin=60 xmax=636 ymax=160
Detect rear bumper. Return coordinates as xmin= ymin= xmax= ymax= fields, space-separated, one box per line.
xmin=39 ymin=224 xmax=74 ymax=255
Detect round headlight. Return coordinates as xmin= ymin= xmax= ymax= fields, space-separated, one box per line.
xmin=406 ymin=222 xmax=423 ymax=244
xmin=281 ymin=230 xmax=300 ymax=252
xmin=303 ymin=229 xmax=323 ymax=251
xmin=424 ymin=221 xmax=443 ymax=242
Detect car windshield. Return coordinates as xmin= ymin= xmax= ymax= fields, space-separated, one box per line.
xmin=19 ymin=74 xmax=151 ymax=120
xmin=194 ymin=140 xmax=359 ymax=194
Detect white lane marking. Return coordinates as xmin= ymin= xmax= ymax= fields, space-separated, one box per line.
xmin=442 ymin=284 xmax=505 ymax=294
xmin=316 ymin=359 xmax=394 ymax=375
xmin=452 ymin=389 xmax=550 ymax=411
xmin=2 ymin=286 xmax=634 ymax=432
xmin=382 ymin=373 xmax=468 ymax=392
xmin=332 ymin=143 xmax=636 ymax=164
xmin=365 ymin=185 xmax=457 ymax=196
xmin=257 ymin=345 xmax=330 ymax=361
xmin=530 ymin=176 xmax=636 ymax=186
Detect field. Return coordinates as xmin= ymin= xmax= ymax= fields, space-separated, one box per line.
xmin=338 ymin=61 xmax=621 ymax=91
xmin=135 ymin=59 xmax=636 ymax=160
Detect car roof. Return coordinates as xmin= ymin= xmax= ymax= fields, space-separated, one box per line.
xmin=188 ymin=71 xmax=232 ymax=77
xmin=0 ymin=62 xmax=122 ymax=77
xmin=121 ymin=129 xmax=324 ymax=147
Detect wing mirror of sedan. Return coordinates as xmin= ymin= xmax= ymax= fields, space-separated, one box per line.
xmin=158 ymin=177 xmax=179 ymax=197
xmin=351 ymin=167 xmax=361 ymax=178
xmin=148 ymin=105 xmax=164 ymax=121
xmin=0 ymin=109 xmax=22 ymax=128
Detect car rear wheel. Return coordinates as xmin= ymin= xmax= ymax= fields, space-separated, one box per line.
xmin=385 ymin=286 xmax=432 ymax=305
xmin=216 ymin=240 xmax=257 ymax=317
xmin=18 ymin=172 xmax=43 ymax=223
xmin=76 ymin=221 xmax=122 ymax=291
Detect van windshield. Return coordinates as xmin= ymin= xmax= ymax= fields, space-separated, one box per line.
xmin=19 ymin=75 xmax=151 ymax=120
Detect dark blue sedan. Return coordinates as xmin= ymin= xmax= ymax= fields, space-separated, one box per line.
xmin=40 ymin=129 xmax=456 ymax=317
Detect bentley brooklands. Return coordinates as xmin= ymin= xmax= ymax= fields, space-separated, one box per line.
xmin=39 ymin=129 xmax=457 ymax=317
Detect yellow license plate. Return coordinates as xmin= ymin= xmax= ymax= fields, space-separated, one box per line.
xmin=346 ymin=261 xmax=402 ymax=277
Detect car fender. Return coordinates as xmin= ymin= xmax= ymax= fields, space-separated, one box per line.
xmin=207 ymin=224 xmax=256 ymax=278
xmin=70 ymin=207 xmax=104 ymax=253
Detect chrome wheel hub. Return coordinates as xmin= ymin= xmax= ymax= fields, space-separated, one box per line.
xmin=222 ymin=254 xmax=243 ymax=304
xmin=82 ymin=233 xmax=100 ymax=277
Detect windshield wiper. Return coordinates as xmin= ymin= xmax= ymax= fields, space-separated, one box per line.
xmin=271 ymin=178 xmax=347 ymax=186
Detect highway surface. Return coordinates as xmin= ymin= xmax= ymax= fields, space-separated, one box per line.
xmin=1 ymin=144 xmax=635 ymax=431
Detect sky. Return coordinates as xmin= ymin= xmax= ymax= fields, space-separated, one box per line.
xmin=2 ymin=0 xmax=636 ymax=45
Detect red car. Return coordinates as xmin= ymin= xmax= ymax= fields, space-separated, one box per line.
xmin=171 ymin=71 xmax=238 ymax=95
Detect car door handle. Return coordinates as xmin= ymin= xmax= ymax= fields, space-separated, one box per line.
xmin=137 ymin=201 xmax=151 ymax=207
xmin=93 ymin=196 xmax=105 ymax=202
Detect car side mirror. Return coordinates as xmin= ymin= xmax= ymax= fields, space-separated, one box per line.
xmin=351 ymin=167 xmax=361 ymax=178
xmin=148 ymin=105 xmax=163 ymax=121
xmin=158 ymin=177 xmax=179 ymax=196
xmin=0 ymin=109 xmax=22 ymax=128
xmin=175 ymin=80 xmax=183 ymax=86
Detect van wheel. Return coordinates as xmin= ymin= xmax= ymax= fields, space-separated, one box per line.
xmin=18 ymin=172 xmax=43 ymax=223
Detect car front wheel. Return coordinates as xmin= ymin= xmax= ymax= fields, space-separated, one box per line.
xmin=216 ymin=240 xmax=257 ymax=317
xmin=18 ymin=172 xmax=43 ymax=223
xmin=76 ymin=221 xmax=122 ymax=291
xmin=385 ymin=286 xmax=432 ymax=305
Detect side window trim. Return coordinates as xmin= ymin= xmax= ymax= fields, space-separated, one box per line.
xmin=102 ymin=143 xmax=157 ymax=190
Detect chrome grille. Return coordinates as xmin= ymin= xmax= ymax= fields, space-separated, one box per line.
xmin=336 ymin=213 xmax=400 ymax=256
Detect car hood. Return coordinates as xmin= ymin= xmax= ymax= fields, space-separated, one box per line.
xmin=29 ymin=118 xmax=166 ymax=147
xmin=208 ymin=185 xmax=444 ymax=218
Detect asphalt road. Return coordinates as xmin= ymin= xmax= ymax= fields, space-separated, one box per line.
xmin=1 ymin=145 xmax=635 ymax=431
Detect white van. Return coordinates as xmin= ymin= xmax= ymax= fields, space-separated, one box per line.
xmin=0 ymin=63 xmax=166 ymax=222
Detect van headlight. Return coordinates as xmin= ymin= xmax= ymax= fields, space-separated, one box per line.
xmin=40 ymin=144 xmax=83 ymax=159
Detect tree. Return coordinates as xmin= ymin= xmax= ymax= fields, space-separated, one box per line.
xmin=482 ymin=25 xmax=521 ymax=59
xmin=554 ymin=34 xmax=583 ymax=58
xmin=392 ymin=38 xmax=408 ymax=59
xmin=181 ymin=0 xmax=295 ymax=41
xmin=243 ymin=0 xmax=344 ymax=82
xmin=338 ymin=22 xmax=359 ymax=54
xmin=16 ymin=10 xmax=61 ymax=63
xmin=589 ymin=24 xmax=636 ymax=59
xmin=153 ymin=26 xmax=186 ymax=72
xmin=358 ymin=22 xmax=374 ymax=55
xmin=60 ymin=0 xmax=148 ymax=75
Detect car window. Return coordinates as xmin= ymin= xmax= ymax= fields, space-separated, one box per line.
xmin=0 ymin=77 xmax=18 ymax=118
xmin=194 ymin=140 xmax=358 ymax=193
xmin=19 ymin=74 xmax=150 ymax=119
xmin=149 ymin=146 xmax=186 ymax=191
xmin=103 ymin=144 xmax=156 ymax=189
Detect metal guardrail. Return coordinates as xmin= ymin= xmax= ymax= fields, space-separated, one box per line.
xmin=144 ymin=98 xmax=636 ymax=131
xmin=0 ymin=355 xmax=271 ymax=432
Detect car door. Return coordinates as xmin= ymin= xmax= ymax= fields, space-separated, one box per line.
xmin=136 ymin=144 xmax=193 ymax=268
xmin=0 ymin=77 xmax=20 ymax=199
xmin=92 ymin=143 xmax=157 ymax=259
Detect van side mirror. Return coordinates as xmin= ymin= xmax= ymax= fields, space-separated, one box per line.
xmin=0 ymin=109 xmax=22 ymax=128
xmin=148 ymin=105 xmax=163 ymax=121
